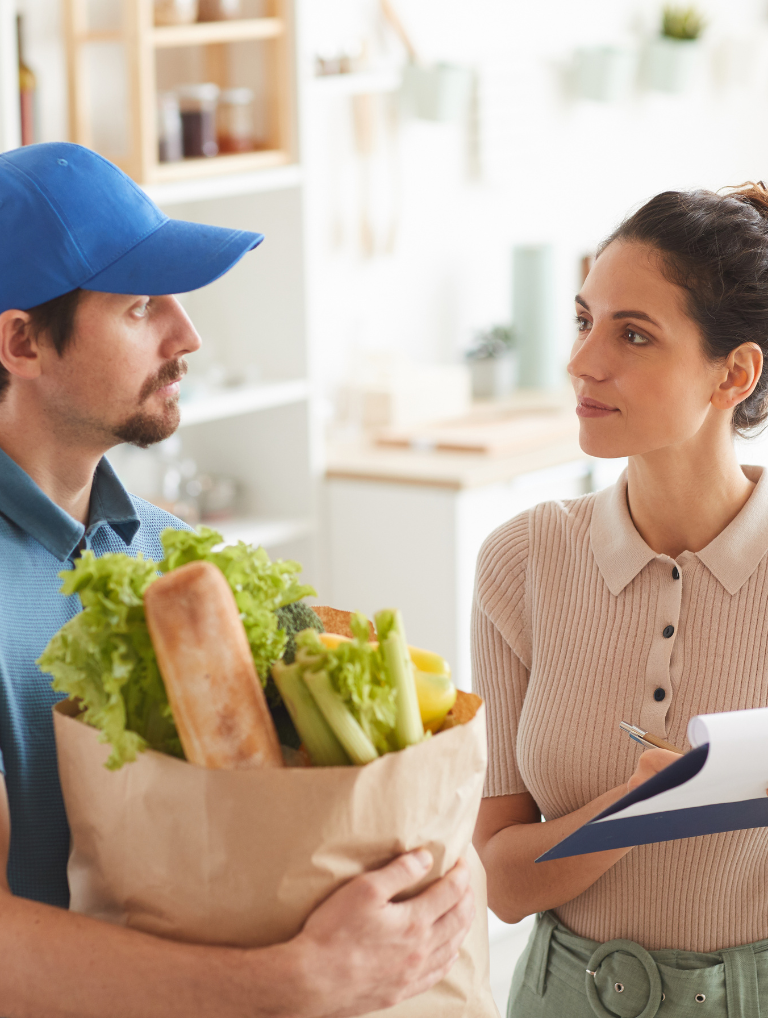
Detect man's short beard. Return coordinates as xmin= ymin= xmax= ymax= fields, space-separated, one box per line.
xmin=112 ymin=359 xmax=187 ymax=449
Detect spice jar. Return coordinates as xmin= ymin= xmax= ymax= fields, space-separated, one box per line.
xmin=157 ymin=93 xmax=183 ymax=162
xmin=153 ymin=0 xmax=198 ymax=26
xmin=216 ymin=88 xmax=256 ymax=153
xmin=197 ymin=0 xmax=240 ymax=20
xmin=176 ymin=84 xmax=219 ymax=158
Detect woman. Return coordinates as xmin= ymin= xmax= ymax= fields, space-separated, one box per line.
xmin=473 ymin=184 xmax=768 ymax=1017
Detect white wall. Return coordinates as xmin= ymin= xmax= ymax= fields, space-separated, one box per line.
xmin=302 ymin=0 xmax=768 ymax=399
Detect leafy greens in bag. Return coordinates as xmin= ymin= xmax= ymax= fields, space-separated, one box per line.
xmin=38 ymin=527 xmax=315 ymax=769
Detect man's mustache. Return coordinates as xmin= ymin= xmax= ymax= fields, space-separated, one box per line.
xmin=138 ymin=359 xmax=188 ymax=404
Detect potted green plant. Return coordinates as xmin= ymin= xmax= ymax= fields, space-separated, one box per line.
xmin=646 ymin=5 xmax=706 ymax=93
xmin=465 ymin=325 xmax=517 ymax=400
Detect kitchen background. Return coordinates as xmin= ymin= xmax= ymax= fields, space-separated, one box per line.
xmin=3 ymin=0 xmax=768 ymax=1007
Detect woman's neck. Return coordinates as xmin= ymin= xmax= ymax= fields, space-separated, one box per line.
xmin=626 ymin=431 xmax=755 ymax=559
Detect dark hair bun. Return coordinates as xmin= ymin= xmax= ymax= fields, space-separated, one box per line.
xmin=727 ymin=181 xmax=768 ymax=221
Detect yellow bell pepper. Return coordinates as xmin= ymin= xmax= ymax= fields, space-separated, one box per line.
xmin=407 ymin=645 xmax=451 ymax=679
xmin=413 ymin=670 xmax=457 ymax=733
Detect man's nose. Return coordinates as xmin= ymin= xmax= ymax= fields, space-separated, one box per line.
xmin=162 ymin=296 xmax=202 ymax=357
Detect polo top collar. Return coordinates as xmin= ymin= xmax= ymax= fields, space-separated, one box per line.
xmin=591 ymin=465 xmax=768 ymax=596
xmin=0 ymin=445 xmax=140 ymax=562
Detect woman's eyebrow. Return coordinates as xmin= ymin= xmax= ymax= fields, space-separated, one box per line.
xmin=612 ymin=310 xmax=660 ymax=327
xmin=575 ymin=296 xmax=660 ymax=328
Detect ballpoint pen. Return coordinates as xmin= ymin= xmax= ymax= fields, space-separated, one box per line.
xmin=619 ymin=721 xmax=684 ymax=755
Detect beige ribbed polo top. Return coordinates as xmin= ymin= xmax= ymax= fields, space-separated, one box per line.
xmin=472 ymin=465 xmax=768 ymax=952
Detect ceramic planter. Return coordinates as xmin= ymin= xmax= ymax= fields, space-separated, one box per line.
xmin=401 ymin=63 xmax=474 ymax=122
xmin=573 ymin=46 xmax=637 ymax=102
xmin=645 ymin=36 xmax=700 ymax=94
xmin=469 ymin=351 xmax=518 ymax=400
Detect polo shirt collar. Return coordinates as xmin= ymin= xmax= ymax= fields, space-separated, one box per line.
xmin=591 ymin=465 xmax=768 ymax=596
xmin=0 ymin=445 xmax=140 ymax=562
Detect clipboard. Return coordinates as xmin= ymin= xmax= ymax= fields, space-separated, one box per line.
xmin=537 ymin=706 xmax=768 ymax=862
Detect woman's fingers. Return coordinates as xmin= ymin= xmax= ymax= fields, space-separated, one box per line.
xmin=627 ymin=748 xmax=682 ymax=791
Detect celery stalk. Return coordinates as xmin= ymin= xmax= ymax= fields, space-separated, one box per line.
xmin=303 ymin=670 xmax=379 ymax=765
xmin=272 ymin=661 xmax=350 ymax=767
xmin=375 ymin=609 xmax=425 ymax=749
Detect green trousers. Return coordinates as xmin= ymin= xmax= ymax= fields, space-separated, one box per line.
xmin=507 ymin=912 xmax=768 ymax=1018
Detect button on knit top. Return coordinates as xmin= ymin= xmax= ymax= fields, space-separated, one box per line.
xmin=472 ymin=465 xmax=768 ymax=952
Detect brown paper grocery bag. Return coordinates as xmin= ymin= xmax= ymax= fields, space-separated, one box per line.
xmin=54 ymin=696 xmax=499 ymax=1018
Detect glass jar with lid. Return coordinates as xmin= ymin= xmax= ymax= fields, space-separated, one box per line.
xmin=216 ymin=88 xmax=256 ymax=153
xmin=197 ymin=0 xmax=240 ymax=20
xmin=176 ymin=83 xmax=220 ymax=158
xmin=153 ymin=0 xmax=197 ymax=26
xmin=157 ymin=92 xmax=183 ymax=162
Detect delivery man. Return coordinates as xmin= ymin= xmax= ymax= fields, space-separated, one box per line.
xmin=0 ymin=142 xmax=473 ymax=1017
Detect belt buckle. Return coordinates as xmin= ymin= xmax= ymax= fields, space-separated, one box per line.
xmin=584 ymin=939 xmax=663 ymax=1018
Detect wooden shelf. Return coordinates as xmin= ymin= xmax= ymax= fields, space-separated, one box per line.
xmin=151 ymin=16 xmax=283 ymax=49
xmin=142 ymin=161 xmax=301 ymax=205
xmin=64 ymin=0 xmax=296 ymax=185
xmin=149 ymin=148 xmax=291 ymax=183
xmin=179 ymin=379 xmax=309 ymax=427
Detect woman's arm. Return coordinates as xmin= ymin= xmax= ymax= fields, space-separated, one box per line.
xmin=474 ymin=749 xmax=680 ymax=924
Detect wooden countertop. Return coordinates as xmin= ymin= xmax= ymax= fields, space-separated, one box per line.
xmin=326 ymin=390 xmax=586 ymax=491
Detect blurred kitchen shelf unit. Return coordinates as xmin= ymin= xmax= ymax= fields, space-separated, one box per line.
xmin=178 ymin=378 xmax=309 ymax=427
xmin=216 ymin=515 xmax=313 ymax=548
xmin=63 ymin=0 xmax=297 ymax=184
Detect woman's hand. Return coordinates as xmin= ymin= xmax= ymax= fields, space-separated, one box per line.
xmin=626 ymin=748 xmax=682 ymax=793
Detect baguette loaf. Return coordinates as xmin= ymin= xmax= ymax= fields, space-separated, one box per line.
xmin=144 ymin=560 xmax=283 ymax=770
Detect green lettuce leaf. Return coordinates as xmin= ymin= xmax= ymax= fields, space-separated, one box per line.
xmin=37 ymin=550 xmax=177 ymax=769
xmin=295 ymin=614 xmax=398 ymax=756
xmin=38 ymin=527 xmax=315 ymax=769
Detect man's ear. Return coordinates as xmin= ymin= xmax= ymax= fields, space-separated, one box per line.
xmin=712 ymin=342 xmax=763 ymax=411
xmin=0 ymin=309 xmax=43 ymax=382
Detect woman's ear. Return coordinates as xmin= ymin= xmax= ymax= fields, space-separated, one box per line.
xmin=712 ymin=342 xmax=763 ymax=411
xmin=0 ymin=309 xmax=43 ymax=383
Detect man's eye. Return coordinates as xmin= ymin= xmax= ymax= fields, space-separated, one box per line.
xmin=133 ymin=300 xmax=150 ymax=318
xmin=626 ymin=329 xmax=649 ymax=345
xmin=574 ymin=315 xmax=590 ymax=332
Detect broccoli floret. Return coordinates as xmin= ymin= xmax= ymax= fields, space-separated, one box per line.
xmin=276 ymin=601 xmax=325 ymax=664
xmin=267 ymin=602 xmax=325 ymax=750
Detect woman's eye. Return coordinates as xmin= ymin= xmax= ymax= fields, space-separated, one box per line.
xmin=626 ymin=328 xmax=649 ymax=345
xmin=133 ymin=300 xmax=151 ymax=318
xmin=575 ymin=315 xmax=591 ymax=333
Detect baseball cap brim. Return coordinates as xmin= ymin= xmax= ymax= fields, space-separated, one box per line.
xmin=81 ymin=217 xmax=264 ymax=296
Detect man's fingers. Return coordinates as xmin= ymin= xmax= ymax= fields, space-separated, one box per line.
xmin=428 ymin=887 xmax=475 ymax=950
xmin=360 ymin=849 xmax=433 ymax=903
xmin=405 ymin=858 xmax=471 ymax=925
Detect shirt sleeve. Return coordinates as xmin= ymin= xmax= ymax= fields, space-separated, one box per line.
xmin=472 ymin=601 xmax=530 ymax=797
xmin=471 ymin=510 xmax=532 ymax=798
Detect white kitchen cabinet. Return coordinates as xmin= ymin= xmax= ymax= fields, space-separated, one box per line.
xmin=324 ymin=457 xmax=591 ymax=689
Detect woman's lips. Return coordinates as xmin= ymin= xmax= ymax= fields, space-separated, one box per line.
xmin=576 ymin=397 xmax=619 ymax=419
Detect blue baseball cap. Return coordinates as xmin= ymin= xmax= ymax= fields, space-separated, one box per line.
xmin=0 ymin=142 xmax=264 ymax=314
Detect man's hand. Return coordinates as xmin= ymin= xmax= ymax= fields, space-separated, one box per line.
xmin=627 ymin=748 xmax=682 ymax=792
xmin=284 ymin=850 xmax=474 ymax=1018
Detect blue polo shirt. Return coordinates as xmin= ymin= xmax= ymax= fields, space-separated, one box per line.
xmin=0 ymin=445 xmax=186 ymax=907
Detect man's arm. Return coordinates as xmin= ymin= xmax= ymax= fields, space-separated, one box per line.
xmin=0 ymin=780 xmax=473 ymax=1018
